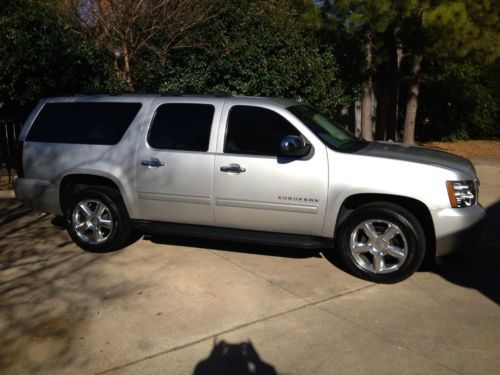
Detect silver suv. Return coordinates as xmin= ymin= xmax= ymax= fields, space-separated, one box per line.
xmin=14 ymin=95 xmax=485 ymax=282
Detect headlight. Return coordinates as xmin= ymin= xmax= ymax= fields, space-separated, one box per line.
xmin=446 ymin=180 xmax=478 ymax=208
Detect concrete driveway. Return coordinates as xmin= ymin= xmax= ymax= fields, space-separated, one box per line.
xmin=1 ymin=158 xmax=499 ymax=375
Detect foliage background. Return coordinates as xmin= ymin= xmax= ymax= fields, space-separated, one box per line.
xmin=0 ymin=0 xmax=498 ymax=140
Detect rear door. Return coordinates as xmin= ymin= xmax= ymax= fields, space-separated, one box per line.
xmin=136 ymin=98 xmax=223 ymax=225
xmin=213 ymin=102 xmax=329 ymax=236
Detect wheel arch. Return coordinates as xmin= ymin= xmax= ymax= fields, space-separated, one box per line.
xmin=59 ymin=173 xmax=131 ymax=217
xmin=334 ymin=193 xmax=436 ymax=262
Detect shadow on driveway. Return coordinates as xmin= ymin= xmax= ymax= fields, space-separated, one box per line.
xmin=428 ymin=201 xmax=500 ymax=305
xmin=145 ymin=201 xmax=500 ymax=305
xmin=147 ymin=234 xmax=322 ymax=259
xmin=193 ymin=338 xmax=277 ymax=375
xmin=0 ymin=199 xmax=140 ymax=374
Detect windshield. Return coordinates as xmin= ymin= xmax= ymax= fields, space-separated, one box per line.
xmin=288 ymin=105 xmax=366 ymax=151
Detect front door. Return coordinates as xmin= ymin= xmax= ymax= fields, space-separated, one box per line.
xmin=214 ymin=104 xmax=328 ymax=236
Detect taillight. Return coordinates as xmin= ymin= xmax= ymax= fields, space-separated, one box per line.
xmin=14 ymin=141 xmax=24 ymax=178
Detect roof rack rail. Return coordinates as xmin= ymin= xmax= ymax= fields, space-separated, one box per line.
xmin=160 ymin=91 xmax=183 ymax=96
xmin=160 ymin=92 xmax=232 ymax=98
xmin=53 ymin=92 xmax=125 ymax=97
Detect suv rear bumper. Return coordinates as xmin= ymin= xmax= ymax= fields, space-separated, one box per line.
xmin=13 ymin=177 xmax=61 ymax=215
xmin=432 ymin=204 xmax=485 ymax=257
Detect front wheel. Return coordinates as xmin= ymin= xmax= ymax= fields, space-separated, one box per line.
xmin=66 ymin=186 xmax=132 ymax=252
xmin=336 ymin=202 xmax=426 ymax=283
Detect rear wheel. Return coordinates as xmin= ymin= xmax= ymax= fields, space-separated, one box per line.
xmin=66 ymin=186 xmax=132 ymax=252
xmin=336 ymin=202 xmax=426 ymax=283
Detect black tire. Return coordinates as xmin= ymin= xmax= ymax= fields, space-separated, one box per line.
xmin=66 ymin=186 xmax=132 ymax=252
xmin=336 ymin=202 xmax=426 ymax=283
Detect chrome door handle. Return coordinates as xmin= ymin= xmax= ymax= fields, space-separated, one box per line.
xmin=220 ymin=164 xmax=246 ymax=173
xmin=141 ymin=158 xmax=164 ymax=167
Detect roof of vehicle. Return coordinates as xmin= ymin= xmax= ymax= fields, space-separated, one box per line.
xmin=44 ymin=94 xmax=302 ymax=108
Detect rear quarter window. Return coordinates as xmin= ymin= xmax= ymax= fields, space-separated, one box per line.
xmin=26 ymin=102 xmax=142 ymax=145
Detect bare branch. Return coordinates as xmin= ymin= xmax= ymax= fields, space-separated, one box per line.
xmin=65 ymin=0 xmax=225 ymax=89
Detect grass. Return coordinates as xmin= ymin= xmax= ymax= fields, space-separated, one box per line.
xmin=422 ymin=140 xmax=500 ymax=159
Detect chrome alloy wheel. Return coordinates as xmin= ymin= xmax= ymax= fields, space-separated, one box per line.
xmin=349 ymin=220 xmax=408 ymax=274
xmin=72 ymin=199 xmax=114 ymax=245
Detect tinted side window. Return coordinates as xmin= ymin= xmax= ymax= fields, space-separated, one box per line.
xmin=225 ymin=106 xmax=300 ymax=156
xmin=148 ymin=104 xmax=214 ymax=152
xmin=26 ymin=102 xmax=142 ymax=145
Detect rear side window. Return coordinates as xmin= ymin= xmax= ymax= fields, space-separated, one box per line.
xmin=225 ymin=106 xmax=300 ymax=156
xmin=26 ymin=102 xmax=142 ymax=145
xmin=148 ymin=103 xmax=214 ymax=152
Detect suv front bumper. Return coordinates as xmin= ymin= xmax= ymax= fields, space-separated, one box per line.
xmin=432 ymin=204 xmax=485 ymax=257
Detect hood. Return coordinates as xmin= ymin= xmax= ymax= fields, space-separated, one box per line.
xmin=356 ymin=141 xmax=476 ymax=177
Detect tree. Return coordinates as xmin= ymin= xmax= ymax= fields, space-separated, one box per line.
xmin=373 ymin=26 xmax=401 ymax=141
xmin=402 ymin=0 xmax=500 ymax=144
xmin=0 ymin=0 xmax=113 ymax=118
xmin=402 ymin=8 xmax=423 ymax=144
xmin=321 ymin=0 xmax=401 ymax=141
xmin=68 ymin=0 xmax=224 ymax=90
xmin=154 ymin=0 xmax=349 ymax=116
xmin=417 ymin=58 xmax=499 ymax=141
xmin=359 ymin=26 xmax=374 ymax=141
xmin=321 ymin=0 xmax=499 ymax=144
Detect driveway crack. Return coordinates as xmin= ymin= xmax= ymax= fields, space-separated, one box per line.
xmin=209 ymin=250 xmax=310 ymax=302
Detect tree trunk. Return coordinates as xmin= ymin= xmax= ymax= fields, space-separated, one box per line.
xmin=375 ymin=80 xmax=389 ymax=140
xmin=361 ymin=29 xmax=373 ymax=141
xmin=354 ymin=100 xmax=361 ymax=137
xmin=402 ymin=53 xmax=422 ymax=144
xmin=122 ymin=43 xmax=134 ymax=91
xmin=403 ymin=12 xmax=423 ymax=145
xmin=387 ymin=27 xmax=403 ymax=141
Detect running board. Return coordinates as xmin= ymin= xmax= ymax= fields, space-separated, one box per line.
xmin=133 ymin=220 xmax=328 ymax=249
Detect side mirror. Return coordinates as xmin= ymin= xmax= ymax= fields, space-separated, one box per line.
xmin=279 ymin=135 xmax=311 ymax=157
